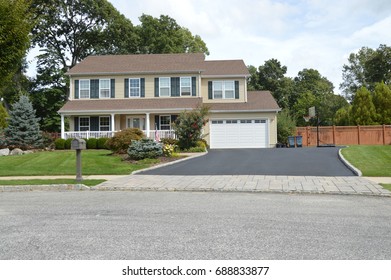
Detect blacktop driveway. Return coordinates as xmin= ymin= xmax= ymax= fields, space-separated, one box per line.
xmin=138 ymin=147 xmax=355 ymax=176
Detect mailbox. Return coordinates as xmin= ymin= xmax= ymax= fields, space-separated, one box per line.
xmin=71 ymin=138 xmax=86 ymax=150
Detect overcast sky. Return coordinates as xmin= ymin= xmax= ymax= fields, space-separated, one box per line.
xmin=27 ymin=0 xmax=391 ymax=94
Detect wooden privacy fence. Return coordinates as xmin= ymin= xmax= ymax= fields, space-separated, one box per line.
xmin=296 ymin=125 xmax=391 ymax=146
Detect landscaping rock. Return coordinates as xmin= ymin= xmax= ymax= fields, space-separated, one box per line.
xmin=23 ymin=150 xmax=34 ymax=155
xmin=10 ymin=148 xmax=24 ymax=155
xmin=0 ymin=148 xmax=10 ymax=156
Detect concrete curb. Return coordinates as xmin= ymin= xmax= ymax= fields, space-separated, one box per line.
xmin=0 ymin=184 xmax=90 ymax=192
xmin=131 ymin=151 xmax=208 ymax=175
xmin=338 ymin=147 xmax=362 ymax=176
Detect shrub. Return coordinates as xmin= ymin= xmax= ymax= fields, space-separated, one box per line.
xmin=196 ymin=140 xmax=207 ymax=150
xmin=277 ymin=109 xmax=296 ymax=145
xmin=173 ymin=105 xmax=209 ymax=150
xmin=162 ymin=144 xmax=175 ymax=157
xmin=160 ymin=138 xmax=179 ymax=146
xmin=186 ymin=146 xmax=206 ymax=153
xmin=54 ymin=138 xmax=66 ymax=150
xmin=86 ymin=138 xmax=97 ymax=149
xmin=97 ymin=137 xmax=109 ymax=149
xmin=64 ymin=138 xmax=73 ymax=149
xmin=106 ymin=128 xmax=144 ymax=154
xmin=127 ymin=138 xmax=163 ymax=160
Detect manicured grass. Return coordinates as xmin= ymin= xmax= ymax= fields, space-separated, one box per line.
xmin=0 ymin=179 xmax=105 ymax=186
xmin=381 ymin=184 xmax=391 ymax=192
xmin=341 ymin=145 xmax=391 ymax=177
xmin=0 ymin=150 xmax=150 ymax=176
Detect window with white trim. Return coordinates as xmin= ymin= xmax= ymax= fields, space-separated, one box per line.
xmin=99 ymin=79 xmax=110 ymax=98
xmin=79 ymin=80 xmax=90 ymax=99
xmin=99 ymin=116 xmax=110 ymax=131
xmin=126 ymin=117 xmax=145 ymax=130
xmin=79 ymin=117 xmax=90 ymax=131
xmin=159 ymin=77 xmax=170 ymax=97
xmin=129 ymin=78 xmax=140 ymax=97
xmin=180 ymin=77 xmax=191 ymax=96
xmin=213 ymin=81 xmax=235 ymax=99
xmin=160 ymin=115 xmax=171 ymax=130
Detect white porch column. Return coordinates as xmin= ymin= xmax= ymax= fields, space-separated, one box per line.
xmin=60 ymin=114 xmax=65 ymax=139
xmin=145 ymin=113 xmax=150 ymax=138
xmin=111 ymin=113 xmax=115 ymax=132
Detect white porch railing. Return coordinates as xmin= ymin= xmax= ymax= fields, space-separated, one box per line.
xmin=64 ymin=130 xmax=176 ymax=140
xmin=143 ymin=130 xmax=177 ymax=139
xmin=64 ymin=131 xmax=116 ymax=139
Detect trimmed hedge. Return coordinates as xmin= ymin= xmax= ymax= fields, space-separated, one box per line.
xmin=86 ymin=138 xmax=97 ymax=149
xmin=54 ymin=138 xmax=66 ymax=150
xmin=97 ymin=137 xmax=109 ymax=149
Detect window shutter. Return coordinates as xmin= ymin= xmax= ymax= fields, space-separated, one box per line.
xmin=74 ymin=117 xmax=79 ymax=131
xmin=141 ymin=78 xmax=145 ymax=97
xmin=91 ymin=79 xmax=99 ymax=98
xmin=192 ymin=77 xmax=196 ymax=96
xmin=124 ymin=79 xmax=129 ymax=98
xmin=208 ymin=81 xmax=213 ymax=99
xmin=154 ymin=115 xmax=160 ymax=130
xmin=235 ymin=81 xmax=239 ymax=99
xmin=90 ymin=117 xmax=99 ymax=131
xmin=154 ymin=78 xmax=159 ymax=97
xmin=171 ymin=115 xmax=178 ymax=124
xmin=74 ymin=80 xmax=79 ymax=99
xmin=110 ymin=79 xmax=115 ymax=98
xmin=171 ymin=77 xmax=179 ymax=97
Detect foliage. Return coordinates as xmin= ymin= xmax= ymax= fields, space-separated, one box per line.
xmin=64 ymin=138 xmax=72 ymax=149
xmin=41 ymin=132 xmax=56 ymax=148
xmin=334 ymin=106 xmax=353 ymax=126
xmin=3 ymin=95 xmax=43 ymax=149
xmin=136 ymin=14 xmax=209 ymax=55
xmin=173 ymin=105 xmax=209 ymax=150
xmin=127 ymin=138 xmax=163 ymax=160
xmin=86 ymin=138 xmax=97 ymax=149
xmin=277 ymin=110 xmax=296 ymax=145
xmin=186 ymin=147 xmax=206 ymax=153
xmin=0 ymin=0 xmax=32 ymax=90
xmin=341 ymin=44 xmax=391 ymax=100
xmin=372 ymin=82 xmax=391 ymax=124
xmin=160 ymin=138 xmax=179 ymax=146
xmin=351 ymin=87 xmax=377 ymax=125
xmin=106 ymin=128 xmax=144 ymax=154
xmin=96 ymin=137 xmax=109 ymax=149
xmin=162 ymin=144 xmax=175 ymax=157
xmin=0 ymin=102 xmax=8 ymax=129
xmin=0 ymin=150 xmax=151 ymax=176
xmin=54 ymin=138 xmax=65 ymax=150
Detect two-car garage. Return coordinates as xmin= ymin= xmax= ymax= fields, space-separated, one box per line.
xmin=209 ymin=119 xmax=269 ymax=149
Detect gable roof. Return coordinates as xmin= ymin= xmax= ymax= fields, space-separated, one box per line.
xmin=66 ymin=53 xmax=249 ymax=77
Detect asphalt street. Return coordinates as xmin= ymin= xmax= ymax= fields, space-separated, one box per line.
xmin=1 ymin=191 xmax=390 ymax=259
xmin=138 ymin=148 xmax=355 ymax=176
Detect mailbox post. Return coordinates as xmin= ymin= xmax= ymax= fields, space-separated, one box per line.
xmin=71 ymin=138 xmax=86 ymax=183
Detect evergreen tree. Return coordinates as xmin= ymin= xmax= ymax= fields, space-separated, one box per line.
xmin=4 ymin=95 xmax=42 ymax=149
xmin=0 ymin=101 xmax=8 ymax=129
xmin=373 ymin=82 xmax=391 ymax=124
xmin=351 ymin=87 xmax=377 ymax=125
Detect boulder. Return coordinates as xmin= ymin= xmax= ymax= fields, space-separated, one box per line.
xmin=0 ymin=148 xmax=10 ymax=156
xmin=10 ymin=148 xmax=24 ymax=155
xmin=23 ymin=150 xmax=34 ymax=155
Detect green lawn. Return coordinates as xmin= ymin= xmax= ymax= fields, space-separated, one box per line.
xmin=0 ymin=179 xmax=105 ymax=186
xmin=0 ymin=150 xmax=149 ymax=176
xmin=341 ymin=145 xmax=391 ymax=177
xmin=381 ymin=184 xmax=391 ymax=191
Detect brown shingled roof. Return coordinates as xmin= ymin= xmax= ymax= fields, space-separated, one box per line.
xmin=66 ymin=53 xmax=249 ymax=76
xmin=58 ymin=97 xmax=203 ymax=114
xmin=58 ymin=91 xmax=279 ymax=114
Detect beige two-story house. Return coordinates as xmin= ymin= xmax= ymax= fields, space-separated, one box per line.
xmin=58 ymin=53 xmax=280 ymax=148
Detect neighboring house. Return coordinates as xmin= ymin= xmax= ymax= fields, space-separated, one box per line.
xmin=58 ymin=53 xmax=280 ymax=148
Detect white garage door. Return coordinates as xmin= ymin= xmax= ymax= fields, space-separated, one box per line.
xmin=210 ymin=119 xmax=268 ymax=149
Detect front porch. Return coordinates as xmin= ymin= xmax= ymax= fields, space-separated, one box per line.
xmin=60 ymin=113 xmax=177 ymax=140
xmin=63 ymin=130 xmax=176 ymax=140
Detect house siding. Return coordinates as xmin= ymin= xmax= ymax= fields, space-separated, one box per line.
xmin=201 ymin=77 xmax=246 ymax=103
